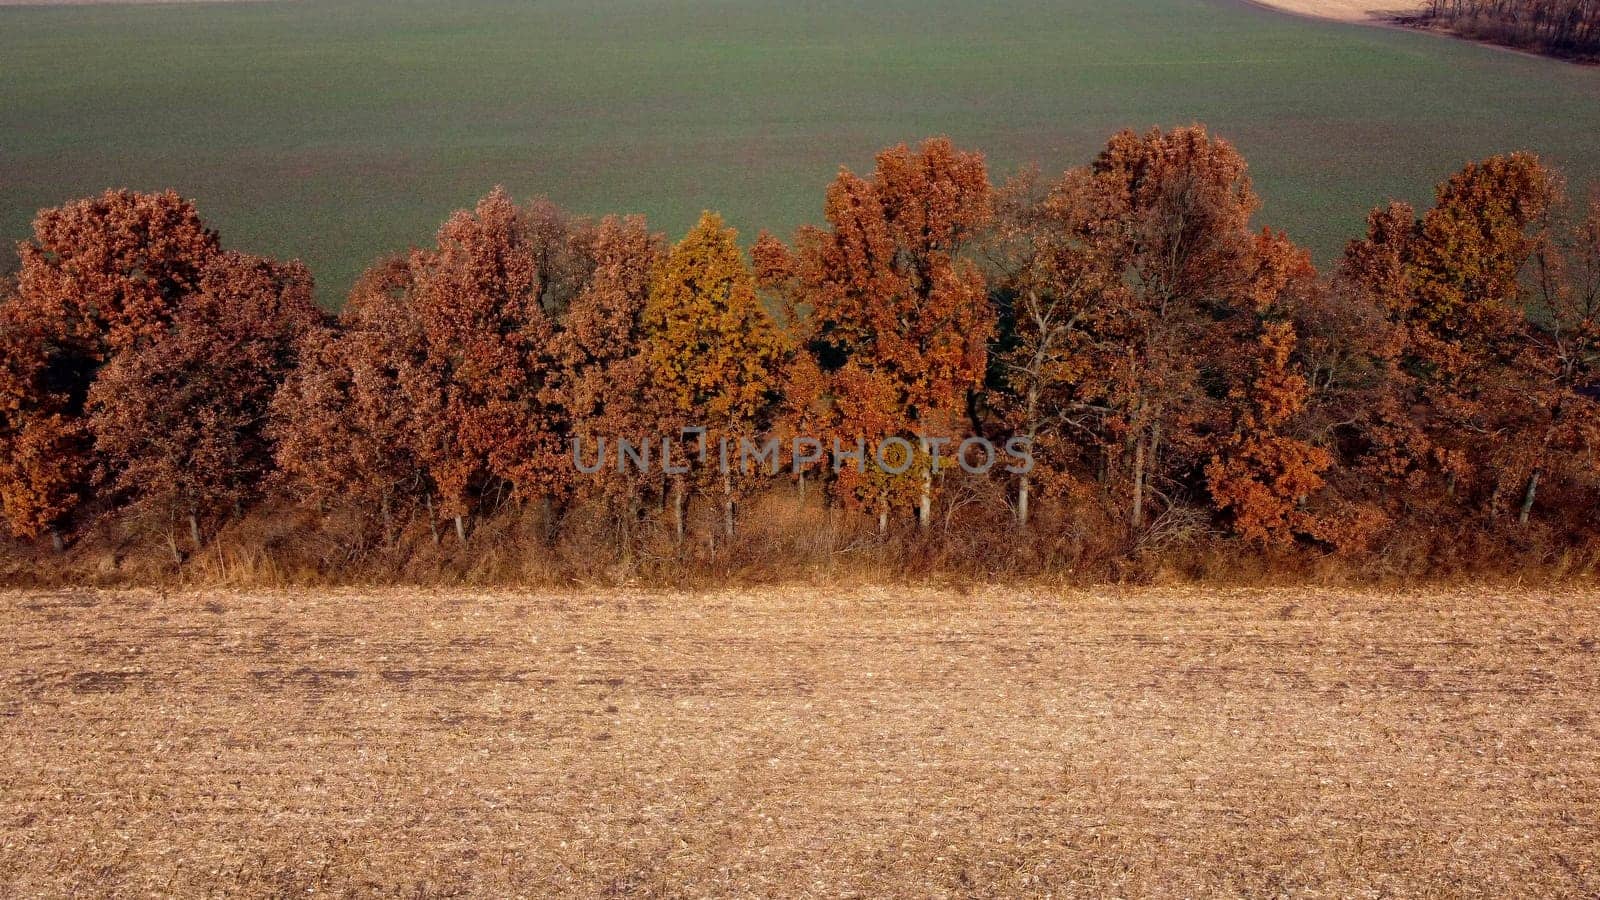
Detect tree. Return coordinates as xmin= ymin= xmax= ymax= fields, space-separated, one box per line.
xmin=1204 ymin=320 xmax=1332 ymax=543
xmin=1537 ymin=188 xmax=1600 ymax=390
xmin=988 ymin=168 xmax=1125 ymax=527
xmin=1080 ymin=126 xmax=1271 ymax=530
xmin=1519 ymin=185 xmax=1600 ymax=527
xmin=986 ymin=128 xmax=1341 ymax=543
xmin=1341 ymin=154 xmax=1565 ymax=519
xmin=993 ymin=127 xmax=1285 ymax=535
xmin=87 ymin=252 xmax=320 ymax=552
xmin=402 ymin=188 xmax=575 ymax=541
xmin=0 ymin=190 xmax=219 ymax=545
xmin=559 ymin=215 xmax=666 ymax=540
xmin=752 ymin=234 xmax=831 ymax=501
xmin=269 ymin=256 xmax=427 ymax=539
xmin=758 ymin=137 xmax=994 ymax=530
xmin=645 ymin=211 xmax=785 ymax=541
xmin=0 ymin=292 xmax=85 ymax=550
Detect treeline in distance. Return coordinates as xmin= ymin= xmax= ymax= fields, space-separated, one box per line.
xmin=1418 ymin=0 xmax=1600 ymax=59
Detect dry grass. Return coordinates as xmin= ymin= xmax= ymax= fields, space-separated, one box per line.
xmin=1 ymin=584 xmax=1596 ymax=896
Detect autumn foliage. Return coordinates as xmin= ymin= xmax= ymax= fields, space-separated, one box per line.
xmin=0 ymin=190 xmax=221 ymax=547
xmin=647 ymin=212 xmax=785 ymax=541
xmin=4 ymin=128 xmax=1600 ymax=582
xmin=88 ymin=252 xmax=319 ymax=550
xmin=756 ymin=138 xmax=994 ymax=529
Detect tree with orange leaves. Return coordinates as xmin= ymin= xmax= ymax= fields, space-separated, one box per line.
xmin=0 ymin=190 xmax=219 ymax=547
xmin=756 ymin=137 xmax=994 ymax=530
xmin=1205 ymin=321 xmax=1332 ymax=543
xmin=269 ymin=256 xmax=428 ymax=540
xmin=1341 ymin=154 xmax=1566 ymax=520
xmin=989 ymin=167 xmax=1125 ymax=527
xmin=1536 ymin=188 xmax=1600 ymax=393
xmin=89 ymin=252 xmax=321 ymax=553
xmin=401 ymin=188 xmax=577 ymax=542
xmin=992 ymin=127 xmax=1311 ymax=536
xmin=1073 ymin=126 xmax=1268 ymax=531
xmin=559 ymin=215 xmax=666 ymax=540
xmin=645 ymin=212 xmax=785 ymax=542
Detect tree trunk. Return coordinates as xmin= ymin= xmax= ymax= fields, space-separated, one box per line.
xmin=1130 ymin=430 xmax=1147 ymax=529
xmin=539 ymin=495 xmax=555 ymax=545
xmin=379 ymin=492 xmax=393 ymax=542
xmin=49 ymin=529 xmax=64 ymax=554
xmin=621 ymin=498 xmax=637 ymax=565
xmin=672 ymin=478 xmax=686 ymax=546
xmin=423 ymin=493 xmax=441 ymax=546
xmin=188 ymin=513 xmax=202 ymax=548
xmin=723 ymin=468 xmax=736 ymax=539
xmin=877 ymin=488 xmax=890 ymax=535
xmin=917 ymin=436 xmax=932 ymax=530
xmin=454 ymin=515 xmax=467 ymax=544
xmin=1149 ymin=422 xmax=1162 ymax=483
xmin=1019 ymin=386 xmax=1040 ymax=529
xmin=1519 ymin=470 xmax=1541 ymax=526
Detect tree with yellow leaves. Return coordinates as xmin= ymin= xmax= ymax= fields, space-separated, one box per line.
xmin=645 ymin=212 xmax=785 ymax=542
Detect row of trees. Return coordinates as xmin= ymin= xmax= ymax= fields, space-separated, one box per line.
xmin=1418 ymin=0 xmax=1600 ymax=59
xmin=3 ymin=126 xmax=1599 ymax=574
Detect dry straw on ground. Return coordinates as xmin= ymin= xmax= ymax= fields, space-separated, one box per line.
xmin=1 ymin=585 xmax=1596 ymax=896
xmin=1245 ymin=0 xmax=1421 ymax=22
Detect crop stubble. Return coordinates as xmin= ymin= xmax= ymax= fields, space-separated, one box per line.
xmin=0 ymin=585 xmax=1595 ymax=895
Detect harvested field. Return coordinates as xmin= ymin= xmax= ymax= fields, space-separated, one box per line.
xmin=0 ymin=585 xmax=1597 ymax=896
xmin=1245 ymin=0 xmax=1420 ymax=22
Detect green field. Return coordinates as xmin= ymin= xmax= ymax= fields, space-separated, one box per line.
xmin=4 ymin=0 xmax=1600 ymax=301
